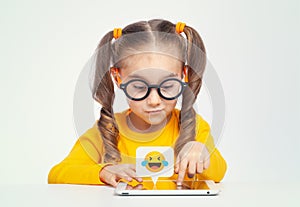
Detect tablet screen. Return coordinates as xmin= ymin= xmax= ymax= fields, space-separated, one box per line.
xmin=124 ymin=180 xmax=210 ymax=190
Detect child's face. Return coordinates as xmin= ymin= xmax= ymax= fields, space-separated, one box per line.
xmin=119 ymin=53 xmax=183 ymax=131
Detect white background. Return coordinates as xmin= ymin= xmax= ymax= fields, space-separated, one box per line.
xmin=0 ymin=0 xmax=299 ymax=185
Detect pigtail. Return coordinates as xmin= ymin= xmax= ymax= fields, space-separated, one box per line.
xmin=93 ymin=31 xmax=121 ymax=163
xmin=175 ymin=25 xmax=207 ymax=156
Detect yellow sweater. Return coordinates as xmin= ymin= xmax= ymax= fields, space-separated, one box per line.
xmin=48 ymin=109 xmax=227 ymax=185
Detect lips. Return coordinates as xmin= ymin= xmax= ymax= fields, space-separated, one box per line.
xmin=146 ymin=109 xmax=163 ymax=114
xmin=148 ymin=162 xmax=162 ymax=169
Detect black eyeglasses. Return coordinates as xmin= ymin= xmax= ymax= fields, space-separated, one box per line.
xmin=120 ymin=78 xmax=187 ymax=101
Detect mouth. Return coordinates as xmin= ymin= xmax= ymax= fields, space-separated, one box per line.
xmin=146 ymin=109 xmax=163 ymax=114
xmin=148 ymin=162 xmax=162 ymax=170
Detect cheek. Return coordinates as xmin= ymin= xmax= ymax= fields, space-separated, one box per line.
xmin=166 ymin=100 xmax=177 ymax=108
xmin=128 ymin=100 xmax=143 ymax=111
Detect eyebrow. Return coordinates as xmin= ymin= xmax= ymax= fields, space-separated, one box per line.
xmin=127 ymin=73 xmax=178 ymax=80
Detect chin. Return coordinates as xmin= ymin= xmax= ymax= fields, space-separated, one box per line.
xmin=147 ymin=116 xmax=167 ymax=126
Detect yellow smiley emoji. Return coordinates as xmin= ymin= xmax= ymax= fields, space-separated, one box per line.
xmin=141 ymin=151 xmax=169 ymax=172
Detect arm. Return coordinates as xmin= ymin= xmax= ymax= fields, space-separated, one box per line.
xmin=196 ymin=147 xmax=227 ymax=182
xmin=175 ymin=114 xmax=227 ymax=184
xmin=194 ymin=115 xmax=227 ymax=182
xmin=48 ymin=123 xmax=110 ymax=185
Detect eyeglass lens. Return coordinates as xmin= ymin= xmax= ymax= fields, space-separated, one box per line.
xmin=125 ymin=79 xmax=183 ymax=100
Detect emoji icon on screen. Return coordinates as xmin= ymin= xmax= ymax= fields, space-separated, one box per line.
xmin=141 ymin=151 xmax=168 ymax=172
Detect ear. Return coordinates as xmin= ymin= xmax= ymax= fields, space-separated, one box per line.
xmin=110 ymin=67 xmax=122 ymax=87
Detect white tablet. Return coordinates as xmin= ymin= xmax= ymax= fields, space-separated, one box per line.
xmin=115 ymin=180 xmax=220 ymax=196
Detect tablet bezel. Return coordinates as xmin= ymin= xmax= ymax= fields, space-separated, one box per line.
xmin=115 ymin=180 xmax=220 ymax=196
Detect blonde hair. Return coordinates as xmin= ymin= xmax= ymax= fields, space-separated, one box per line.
xmin=92 ymin=19 xmax=206 ymax=163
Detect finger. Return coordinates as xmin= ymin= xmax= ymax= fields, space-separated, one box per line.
xmin=126 ymin=185 xmax=133 ymax=190
xmin=106 ymin=173 xmax=118 ymax=187
xmin=196 ymin=161 xmax=204 ymax=174
xmin=101 ymin=171 xmax=117 ymax=186
xmin=135 ymin=177 xmax=143 ymax=182
xmin=116 ymin=172 xmax=133 ymax=182
xmin=177 ymin=159 xmax=188 ymax=185
xmin=188 ymin=161 xmax=196 ymax=178
xmin=174 ymin=155 xmax=180 ymax=173
xmin=203 ymin=157 xmax=210 ymax=170
xmin=126 ymin=164 xmax=141 ymax=181
xmin=110 ymin=179 xmax=119 ymax=187
xmin=124 ymin=168 xmax=143 ymax=182
xmin=127 ymin=164 xmax=136 ymax=171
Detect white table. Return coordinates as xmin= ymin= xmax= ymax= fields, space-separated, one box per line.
xmin=0 ymin=182 xmax=299 ymax=207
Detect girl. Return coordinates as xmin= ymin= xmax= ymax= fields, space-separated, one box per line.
xmin=48 ymin=19 xmax=227 ymax=187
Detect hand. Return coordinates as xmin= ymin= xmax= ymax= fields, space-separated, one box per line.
xmin=174 ymin=141 xmax=210 ymax=185
xmin=99 ymin=164 xmax=143 ymax=187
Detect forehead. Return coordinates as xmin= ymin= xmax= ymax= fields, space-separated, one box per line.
xmin=120 ymin=53 xmax=183 ymax=80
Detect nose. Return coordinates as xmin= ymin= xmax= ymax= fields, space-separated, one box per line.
xmin=146 ymin=88 xmax=161 ymax=106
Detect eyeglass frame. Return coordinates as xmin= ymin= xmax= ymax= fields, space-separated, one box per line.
xmin=119 ymin=78 xmax=187 ymax=101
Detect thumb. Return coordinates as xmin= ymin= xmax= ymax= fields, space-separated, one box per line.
xmin=105 ymin=172 xmax=118 ymax=187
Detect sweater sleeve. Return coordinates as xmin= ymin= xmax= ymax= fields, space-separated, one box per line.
xmin=48 ymin=123 xmax=109 ymax=185
xmin=194 ymin=114 xmax=227 ymax=182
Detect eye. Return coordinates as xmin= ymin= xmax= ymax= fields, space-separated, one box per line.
xmin=161 ymin=84 xmax=174 ymax=90
xmin=149 ymin=157 xmax=152 ymax=161
xmin=158 ymin=157 xmax=160 ymax=161
xmin=133 ymin=84 xmax=147 ymax=90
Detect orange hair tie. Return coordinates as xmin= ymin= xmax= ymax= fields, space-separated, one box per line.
xmin=113 ymin=28 xmax=122 ymax=39
xmin=183 ymin=66 xmax=188 ymax=82
xmin=176 ymin=22 xmax=186 ymax=34
xmin=111 ymin=67 xmax=122 ymax=85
